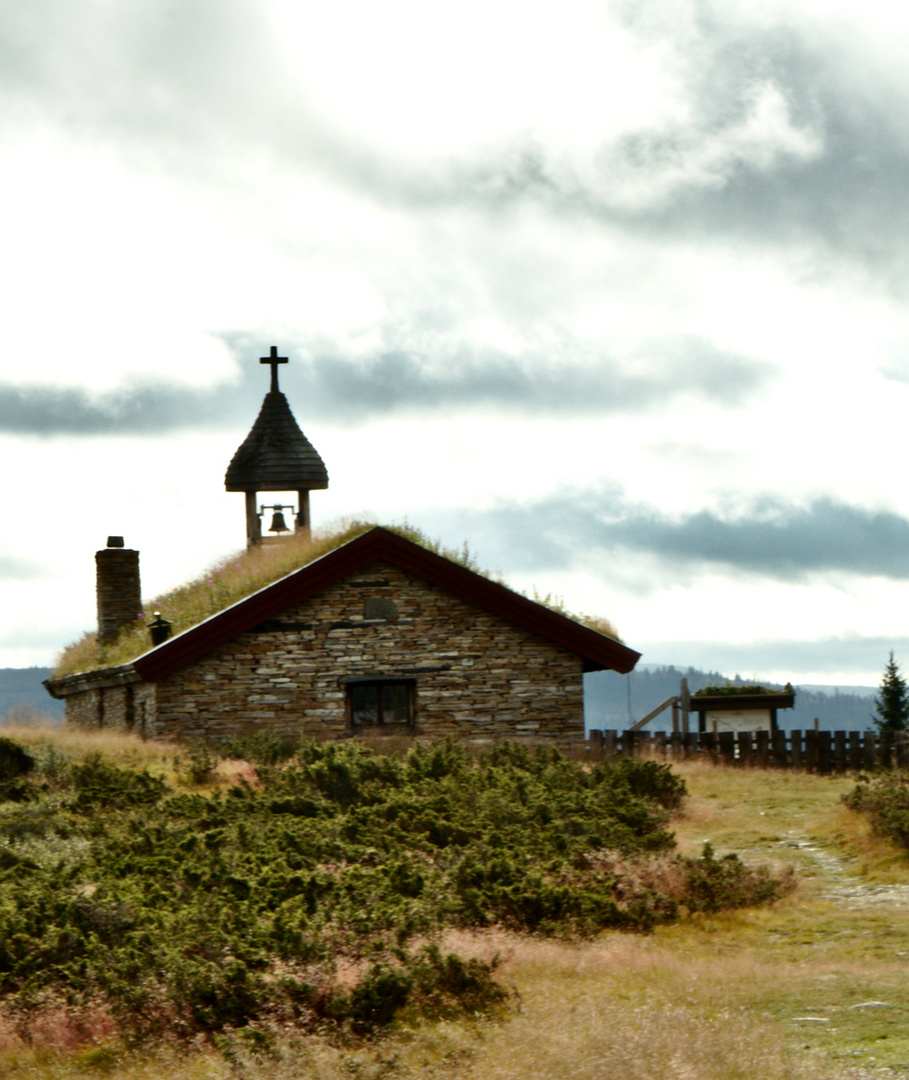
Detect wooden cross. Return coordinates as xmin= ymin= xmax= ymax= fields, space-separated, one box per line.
xmin=260 ymin=345 xmax=288 ymax=392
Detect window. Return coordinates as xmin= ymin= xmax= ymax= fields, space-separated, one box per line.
xmin=348 ymin=679 xmax=414 ymax=728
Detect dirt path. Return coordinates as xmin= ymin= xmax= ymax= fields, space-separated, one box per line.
xmin=784 ymin=834 xmax=909 ymax=910
xmin=670 ymin=766 xmax=909 ymax=1079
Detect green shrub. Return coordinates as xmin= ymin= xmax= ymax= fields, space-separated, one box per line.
xmin=68 ymin=754 xmax=167 ymax=809
xmin=0 ymin=737 xmax=35 ymax=801
xmin=177 ymin=743 xmax=220 ymax=786
xmin=844 ymin=773 xmax=909 ymax=850
xmin=0 ymin=738 xmax=792 ymax=1042
xmin=680 ymin=843 xmax=796 ymax=912
xmin=0 ymin=738 xmax=34 ymax=783
xmin=218 ymin=731 xmax=300 ymax=766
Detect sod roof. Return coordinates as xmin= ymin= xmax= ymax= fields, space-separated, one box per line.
xmin=131 ymin=526 xmax=640 ymax=681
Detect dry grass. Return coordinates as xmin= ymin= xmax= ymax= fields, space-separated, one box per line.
xmin=51 ymin=520 xmax=622 ymax=679
xmin=3 ymin=934 xmax=820 ymax=1080
xmin=0 ymin=998 xmax=118 ymax=1061
xmin=52 ymin=520 xmax=378 ymax=677
xmin=813 ymin=800 xmax=909 ymax=884
xmin=0 ymin=721 xmax=179 ymax=776
xmin=7 ymin=757 xmax=908 ymax=1079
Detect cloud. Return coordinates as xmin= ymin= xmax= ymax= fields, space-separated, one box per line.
xmin=4 ymin=0 xmax=909 ymax=296
xmin=606 ymin=498 xmax=909 ymax=579
xmin=0 ymin=337 xmax=769 ymax=435
xmin=638 ymin=635 xmax=909 ymax=682
xmin=0 ymin=554 xmax=41 ymax=580
xmin=422 ymin=491 xmax=909 ymax=580
xmin=296 ymin=338 xmax=769 ymax=419
xmin=0 ymin=380 xmax=245 ymax=436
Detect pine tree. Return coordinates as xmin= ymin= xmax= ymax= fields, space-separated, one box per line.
xmin=873 ymin=651 xmax=909 ymax=732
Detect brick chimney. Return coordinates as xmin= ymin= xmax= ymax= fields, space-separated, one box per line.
xmin=96 ymin=537 xmax=142 ymax=644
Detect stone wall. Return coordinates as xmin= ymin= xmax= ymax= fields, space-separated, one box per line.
xmin=60 ymin=672 xmax=155 ymax=735
xmin=140 ymin=560 xmax=585 ymax=744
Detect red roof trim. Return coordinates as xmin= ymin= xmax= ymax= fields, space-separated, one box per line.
xmin=132 ymin=527 xmax=640 ymax=681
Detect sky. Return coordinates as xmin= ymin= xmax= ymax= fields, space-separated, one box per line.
xmin=3 ymin=0 xmax=909 ymax=687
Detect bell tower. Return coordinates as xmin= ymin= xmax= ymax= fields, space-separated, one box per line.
xmin=225 ymin=346 xmax=329 ymax=546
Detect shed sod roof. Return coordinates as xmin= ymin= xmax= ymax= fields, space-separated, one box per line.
xmin=131 ymin=526 xmax=640 ymax=682
xmin=690 ymin=691 xmax=795 ymax=712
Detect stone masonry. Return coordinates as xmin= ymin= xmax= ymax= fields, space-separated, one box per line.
xmin=64 ymin=560 xmax=586 ymax=745
xmin=95 ymin=544 xmax=142 ymax=644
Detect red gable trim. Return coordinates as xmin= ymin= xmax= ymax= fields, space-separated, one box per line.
xmin=132 ymin=527 xmax=640 ymax=681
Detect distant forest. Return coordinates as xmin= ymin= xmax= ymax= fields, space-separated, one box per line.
xmin=0 ymin=668 xmax=64 ymax=721
xmin=584 ymin=665 xmax=877 ymax=733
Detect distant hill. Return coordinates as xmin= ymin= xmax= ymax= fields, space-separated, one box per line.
xmin=0 ymin=668 xmax=64 ymax=722
xmin=584 ymin=665 xmax=877 ymax=733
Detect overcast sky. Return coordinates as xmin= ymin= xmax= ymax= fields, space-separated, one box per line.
xmin=4 ymin=0 xmax=909 ymax=687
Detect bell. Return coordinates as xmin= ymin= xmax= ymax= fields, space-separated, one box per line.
xmin=268 ymin=509 xmax=289 ymax=533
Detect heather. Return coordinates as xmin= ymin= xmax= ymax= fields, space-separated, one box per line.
xmin=843 ymin=770 xmax=909 ymax=851
xmin=0 ymin=736 xmax=792 ymax=1047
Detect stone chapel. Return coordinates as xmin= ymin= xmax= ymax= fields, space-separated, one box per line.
xmin=45 ymin=348 xmax=640 ymax=743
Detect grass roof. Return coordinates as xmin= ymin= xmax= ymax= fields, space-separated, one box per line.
xmin=52 ymin=520 xmax=621 ymax=678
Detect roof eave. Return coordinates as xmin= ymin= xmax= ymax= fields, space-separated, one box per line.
xmin=44 ymin=663 xmax=141 ymax=699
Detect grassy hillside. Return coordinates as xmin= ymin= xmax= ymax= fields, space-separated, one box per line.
xmin=5 ymin=730 xmax=908 ymax=1079
xmin=53 ymin=521 xmax=621 ymax=678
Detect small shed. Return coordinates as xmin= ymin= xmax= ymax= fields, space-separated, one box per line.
xmin=690 ymin=685 xmax=795 ymax=734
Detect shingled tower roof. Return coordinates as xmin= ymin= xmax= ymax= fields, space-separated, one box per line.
xmin=225 ymin=348 xmax=329 ymax=493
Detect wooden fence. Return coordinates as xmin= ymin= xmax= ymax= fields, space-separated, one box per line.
xmin=585 ymin=729 xmax=909 ymax=772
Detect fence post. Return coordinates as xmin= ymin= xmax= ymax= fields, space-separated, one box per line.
xmin=738 ymin=730 xmax=752 ymax=767
xmin=604 ymin=730 xmax=617 ymax=760
xmin=847 ymin=732 xmax=862 ymax=771
xmin=755 ymin=730 xmax=769 ymax=767
xmin=624 ymin=730 xmax=637 ymax=758
xmin=881 ymin=731 xmax=893 ymax=770
xmin=718 ymin=731 xmax=735 ymax=765
xmin=589 ymin=729 xmax=604 ymax=762
xmin=772 ymin=729 xmax=788 ymax=766
xmin=804 ymin=729 xmax=817 ymax=772
xmin=790 ymin=730 xmax=802 ymax=769
xmin=817 ymin=730 xmax=833 ymax=773
xmin=702 ymin=731 xmax=717 ymax=763
xmin=863 ymin=730 xmax=876 ymax=771
xmin=833 ymin=731 xmax=847 ymax=772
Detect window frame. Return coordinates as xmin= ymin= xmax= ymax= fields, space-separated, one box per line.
xmin=345 ymin=677 xmax=416 ymax=731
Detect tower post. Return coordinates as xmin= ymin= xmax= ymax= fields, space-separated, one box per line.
xmin=245 ymin=491 xmax=262 ymax=545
